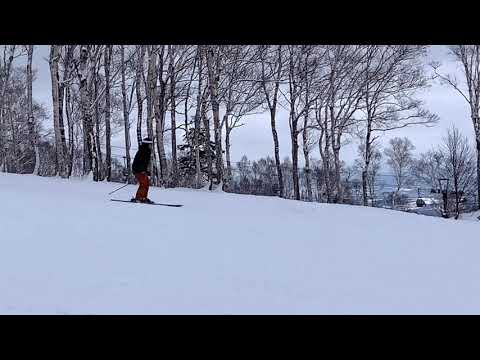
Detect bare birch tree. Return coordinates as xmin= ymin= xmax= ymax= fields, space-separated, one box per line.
xmin=145 ymin=45 xmax=159 ymax=183
xmin=62 ymin=45 xmax=76 ymax=177
xmin=354 ymin=141 xmax=382 ymax=206
xmin=432 ymin=45 xmax=480 ymax=210
xmin=193 ymin=45 xmax=205 ymax=188
xmin=154 ymin=45 xmax=168 ymax=186
xmin=135 ymin=45 xmax=145 ymax=145
xmin=219 ymin=45 xmax=262 ymax=189
xmin=412 ymin=149 xmax=445 ymax=191
xmin=440 ymin=125 xmax=477 ymax=219
xmin=168 ymin=45 xmax=178 ymax=186
xmin=205 ymin=45 xmax=224 ymax=187
xmin=283 ymin=45 xmax=324 ymax=200
xmin=76 ymin=45 xmax=99 ymax=180
xmin=325 ymin=45 xmax=367 ymax=203
xmin=49 ymin=45 xmax=68 ymax=178
xmin=104 ymin=45 xmax=112 ymax=181
xmin=384 ymin=137 xmax=415 ymax=207
xmin=257 ymin=45 xmax=286 ymax=197
xmin=311 ymin=45 xmax=366 ymax=203
xmin=26 ymin=45 xmax=40 ymax=175
xmin=120 ymin=45 xmax=132 ymax=182
xmin=0 ymin=45 xmax=16 ymax=172
xmin=357 ymin=45 xmax=437 ymax=206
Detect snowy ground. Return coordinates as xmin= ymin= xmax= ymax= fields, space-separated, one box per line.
xmin=459 ymin=210 xmax=480 ymax=222
xmin=1 ymin=172 xmax=480 ymax=314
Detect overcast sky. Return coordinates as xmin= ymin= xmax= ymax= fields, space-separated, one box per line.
xmin=29 ymin=45 xmax=474 ymax=167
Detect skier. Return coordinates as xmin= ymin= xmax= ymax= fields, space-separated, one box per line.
xmin=131 ymin=137 xmax=154 ymax=204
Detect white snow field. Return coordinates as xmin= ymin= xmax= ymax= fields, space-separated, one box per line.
xmin=460 ymin=210 xmax=480 ymax=222
xmin=1 ymin=172 xmax=479 ymax=314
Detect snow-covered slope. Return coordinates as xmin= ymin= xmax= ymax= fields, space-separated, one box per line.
xmin=459 ymin=210 xmax=480 ymax=222
xmin=1 ymin=172 xmax=479 ymax=314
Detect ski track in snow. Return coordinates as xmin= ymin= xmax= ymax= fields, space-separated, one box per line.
xmin=1 ymin=172 xmax=479 ymax=314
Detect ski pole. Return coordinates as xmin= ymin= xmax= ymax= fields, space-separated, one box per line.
xmin=108 ymin=182 xmax=130 ymax=195
xmin=108 ymin=160 xmax=132 ymax=196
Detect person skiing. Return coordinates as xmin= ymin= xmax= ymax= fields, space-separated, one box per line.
xmin=131 ymin=137 xmax=154 ymax=204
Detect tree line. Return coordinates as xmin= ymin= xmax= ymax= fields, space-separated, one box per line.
xmin=0 ymin=45 xmax=479 ymax=213
xmin=230 ymin=124 xmax=477 ymax=219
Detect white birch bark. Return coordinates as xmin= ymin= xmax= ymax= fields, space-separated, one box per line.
xmin=49 ymin=45 xmax=67 ymax=178
xmin=26 ymin=45 xmax=40 ymax=175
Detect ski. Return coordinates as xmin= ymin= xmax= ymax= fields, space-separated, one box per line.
xmin=110 ymin=199 xmax=183 ymax=207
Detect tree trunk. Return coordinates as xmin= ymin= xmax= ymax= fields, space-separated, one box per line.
xmin=65 ymin=85 xmax=74 ymax=177
xmin=323 ymin=106 xmax=332 ymax=203
xmin=94 ymin=71 xmax=103 ymax=180
xmin=49 ymin=45 xmax=67 ymax=178
xmin=79 ymin=48 xmax=95 ymax=179
xmin=82 ymin=121 xmax=89 ymax=175
xmin=202 ymin=98 xmax=213 ymax=189
xmin=289 ymin=94 xmax=300 ymax=200
xmin=302 ymin=63 xmax=312 ymax=202
xmin=194 ymin=46 xmax=203 ymax=188
xmin=333 ymin=145 xmax=342 ymax=203
xmin=168 ymin=45 xmax=178 ymax=186
xmin=318 ymin=139 xmax=326 ymax=202
xmin=184 ymin=56 xmax=197 ymax=141
xmin=9 ymin=104 xmax=20 ymax=172
xmin=136 ymin=45 xmax=145 ymax=145
xmin=291 ymin=128 xmax=300 ymax=200
xmin=302 ymin=126 xmax=312 ymax=202
xmin=225 ymin=116 xmax=232 ymax=189
xmin=155 ymin=46 xmax=168 ymax=186
xmin=26 ymin=45 xmax=40 ymax=175
xmin=104 ymin=45 xmax=112 ymax=181
xmin=454 ymin=176 xmax=460 ymax=219
xmin=361 ymin=169 xmax=368 ymax=206
xmin=146 ymin=45 xmax=156 ymax=142
xmin=145 ymin=45 xmax=159 ymax=184
xmin=269 ymin=108 xmax=284 ymax=198
xmin=329 ymin=114 xmax=341 ymax=203
xmin=362 ymin=120 xmax=373 ymax=206
xmin=155 ymin=95 xmax=168 ymax=186
xmin=63 ymin=45 xmax=75 ymax=177
xmin=121 ymin=46 xmax=132 ymax=182
xmin=0 ymin=46 xmax=15 ymax=172
xmin=262 ymin=45 xmax=284 ymax=198
xmin=330 ymin=109 xmax=343 ymax=203
xmin=368 ymin=173 xmax=376 ymax=207
xmin=57 ymin=51 xmax=69 ymax=177
xmin=288 ymin=47 xmax=300 ymax=201
xmin=477 ymin=138 xmax=480 ymax=210
xmin=205 ymin=46 xmax=224 ymax=186
xmin=87 ymin=46 xmax=99 ymax=181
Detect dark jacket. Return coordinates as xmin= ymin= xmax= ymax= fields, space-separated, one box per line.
xmin=132 ymin=143 xmax=151 ymax=174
